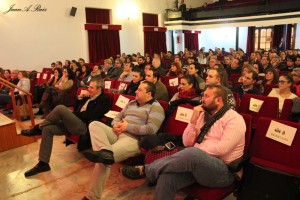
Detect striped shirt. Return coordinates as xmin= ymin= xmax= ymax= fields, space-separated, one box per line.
xmin=183 ymin=109 xmax=245 ymax=164
xmin=112 ymin=99 xmax=165 ymax=138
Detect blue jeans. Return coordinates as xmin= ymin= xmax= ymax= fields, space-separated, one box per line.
xmin=145 ymin=147 xmax=235 ymax=200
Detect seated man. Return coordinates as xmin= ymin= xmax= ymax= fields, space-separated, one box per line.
xmin=233 ymin=69 xmax=260 ymax=99
xmin=145 ymin=67 xmax=169 ymax=101
xmin=21 ymin=78 xmax=110 ymax=177
xmin=81 ymin=80 xmax=165 ymax=200
xmin=121 ymin=85 xmax=246 ymax=200
xmin=206 ymin=68 xmax=236 ymax=110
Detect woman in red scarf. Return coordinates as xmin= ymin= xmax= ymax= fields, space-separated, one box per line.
xmin=169 ymin=74 xmax=201 ymax=102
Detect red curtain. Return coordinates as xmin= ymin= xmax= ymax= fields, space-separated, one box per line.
xmin=87 ymin=30 xmax=120 ymax=63
xmin=144 ymin=31 xmax=166 ymax=55
xmin=184 ymin=33 xmax=199 ymax=51
xmin=246 ymin=26 xmax=255 ymax=54
xmin=273 ymin=25 xmax=284 ymax=50
xmin=285 ymin=24 xmax=292 ymax=50
xmin=143 ymin=13 xmax=158 ymax=26
xmin=86 ymin=8 xmax=110 ymax=24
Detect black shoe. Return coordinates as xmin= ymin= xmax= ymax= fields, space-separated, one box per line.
xmin=120 ymin=165 xmax=146 ymax=180
xmin=19 ymin=116 xmax=30 ymax=121
xmin=84 ymin=149 xmax=115 ymax=165
xmin=21 ymin=125 xmax=42 ymax=137
xmin=35 ymin=109 xmax=44 ymax=115
xmin=24 ymin=163 xmax=51 ymax=177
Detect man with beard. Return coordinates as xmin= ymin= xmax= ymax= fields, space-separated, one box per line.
xmin=121 ymin=85 xmax=246 ymax=200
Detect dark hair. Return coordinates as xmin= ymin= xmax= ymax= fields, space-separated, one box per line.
xmin=248 ymin=69 xmax=259 ymax=81
xmin=262 ymin=68 xmax=279 ymax=85
xmin=287 ymin=55 xmax=296 ymax=62
xmin=142 ymin=80 xmax=156 ymax=98
xmin=280 ymin=74 xmax=294 ymax=88
xmin=19 ymin=70 xmax=29 ymax=78
xmin=206 ymin=84 xmax=228 ymax=104
xmin=82 ymin=64 xmax=91 ymax=76
xmin=133 ymin=68 xmax=145 ymax=80
xmin=66 ymin=68 xmax=75 ymax=80
xmin=146 ymin=55 xmax=153 ymax=64
xmin=149 ymin=67 xmax=161 ymax=79
xmin=189 ymin=63 xmax=203 ymax=77
xmin=57 ymin=61 xmax=63 ymax=66
xmin=65 ymin=60 xmax=71 ymax=67
xmin=181 ymin=74 xmax=200 ymax=92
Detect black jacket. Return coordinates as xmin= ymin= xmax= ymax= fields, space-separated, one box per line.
xmin=73 ymin=92 xmax=110 ymax=124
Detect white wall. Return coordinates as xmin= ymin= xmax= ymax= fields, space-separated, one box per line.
xmin=0 ymin=0 xmax=169 ymax=71
xmin=199 ymin=27 xmax=238 ymax=52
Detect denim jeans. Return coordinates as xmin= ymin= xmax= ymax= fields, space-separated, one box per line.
xmin=145 ymin=147 xmax=235 ymax=200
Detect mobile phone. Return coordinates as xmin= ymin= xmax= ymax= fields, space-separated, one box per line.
xmin=165 ymin=142 xmax=176 ymax=151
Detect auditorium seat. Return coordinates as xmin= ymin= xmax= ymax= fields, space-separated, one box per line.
xmin=239 ymin=94 xmax=279 ymax=127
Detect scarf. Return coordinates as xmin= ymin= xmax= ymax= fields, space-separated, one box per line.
xmin=178 ymin=88 xmax=198 ymax=99
xmin=196 ymin=105 xmax=230 ymax=143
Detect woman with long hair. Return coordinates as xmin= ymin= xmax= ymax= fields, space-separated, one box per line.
xmin=166 ymin=62 xmax=184 ymax=78
xmin=187 ymin=63 xmax=206 ymax=90
xmin=38 ymin=68 xmax=74 ymax=118
xmin=169 ymin=74 xmax=201 ymax=102
xmin=268 ymin=74 xmax=297 ymax=115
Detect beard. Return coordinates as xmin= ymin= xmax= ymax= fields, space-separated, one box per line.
xmin=202 ymin=102 xmax=218 ymax=115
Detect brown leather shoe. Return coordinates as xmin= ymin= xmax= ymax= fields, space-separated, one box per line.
xmin=84 ymin=149 xmax=115 ymax=165
xmin=21 ymin=125 xmax=42 ymax=137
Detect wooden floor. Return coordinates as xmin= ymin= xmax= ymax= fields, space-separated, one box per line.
xmin=0 ymin=108 xmax=236 ymax=200
xmin=0 ymin=136 xmax=237 ymax=200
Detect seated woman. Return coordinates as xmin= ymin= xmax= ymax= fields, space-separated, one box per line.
xmin=71 ymin=61 xmax=82 ymax=78
xmin=122 ymin=68 xmax=145 ymax=96
xmin=35 ymin=68 xmax=62 ymax=115
xmin=169 ymin=74 xmax=201 ymax=102
xmin=0 ymin=69 xmax=11 ymax=92
xmin=257 ymin=68 xmax=279 ymax=94
xmin=78 ymin=64 xmax=91 ymax=81
xmin=38 ymin=68 xmax=74 ymax=118
xmin=268 ymin=75 xmax=298 ymax=115
xmin=0 ymin=70 xmax=30 ymax=106
xmin=187 ymin=63 xmax=206 ymax=90
xmin=166 ymin=62 xmax=184 ymax=78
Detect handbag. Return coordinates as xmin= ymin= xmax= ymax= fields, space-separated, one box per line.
xmin=17 ymin=95 xmax=29 ymax=118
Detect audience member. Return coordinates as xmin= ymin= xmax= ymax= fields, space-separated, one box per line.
xmin=0 ymin=70 xmax=30 ymax=106
xmin=145 ymin=67 xmax=169 ymax=101
xmin=187 ymin=63 xmax=206 ymax=90
xmin=21 ymin=78 xmax=110 ymax=176
xmin=79 ymin=64 xmax=91 ymax=81
xmin=166 ymin=62 xmax=184 ymax=78
xmin=102 ymin=59 xmax=113 ymax=77
xmin=38 ymin=68 xmax=74 ymax=118
xmin=82 ymin=81 xmax=165 ymax=200
xmin=260 ymin=56 xmax=273 ymax=72
xmin=233 ymin=69 xmax=260 ymax=99
xmin=80 ymin=65 xmax=102 ymax=87
xmin=169 ymin=74 xmax=201 ymax=102
xmin=122 ymin=68 xmax=145 ymax=96
xmin=118 ymin=62 xmax=134 ymax=82
xmin=268 ymin=75 xmax=298 ymax=114
xmin=292 ymin=68 xmax=300 ymax=97
xmin=121 ymin=85 xmax=246 ymax=200
xmin=106 ymin=58 xmax=123 ymax=80
xmin=152 ymin=57 xmax=166 ymax=76
xmin=35 ymin=68 xmax=63 ymax=115
xmin=206 ymin=68 xmax=236 ymax=109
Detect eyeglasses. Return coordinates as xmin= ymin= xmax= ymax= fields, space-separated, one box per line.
xmin=278 ymin=80 xmax=288 ymax=84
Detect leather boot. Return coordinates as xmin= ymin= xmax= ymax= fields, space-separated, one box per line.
xmin=39 ymin=92 xmax=49 ymax=109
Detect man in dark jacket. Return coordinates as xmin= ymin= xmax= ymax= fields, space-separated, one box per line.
xmin=21 ymin=78 xmax=110 ymax=177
